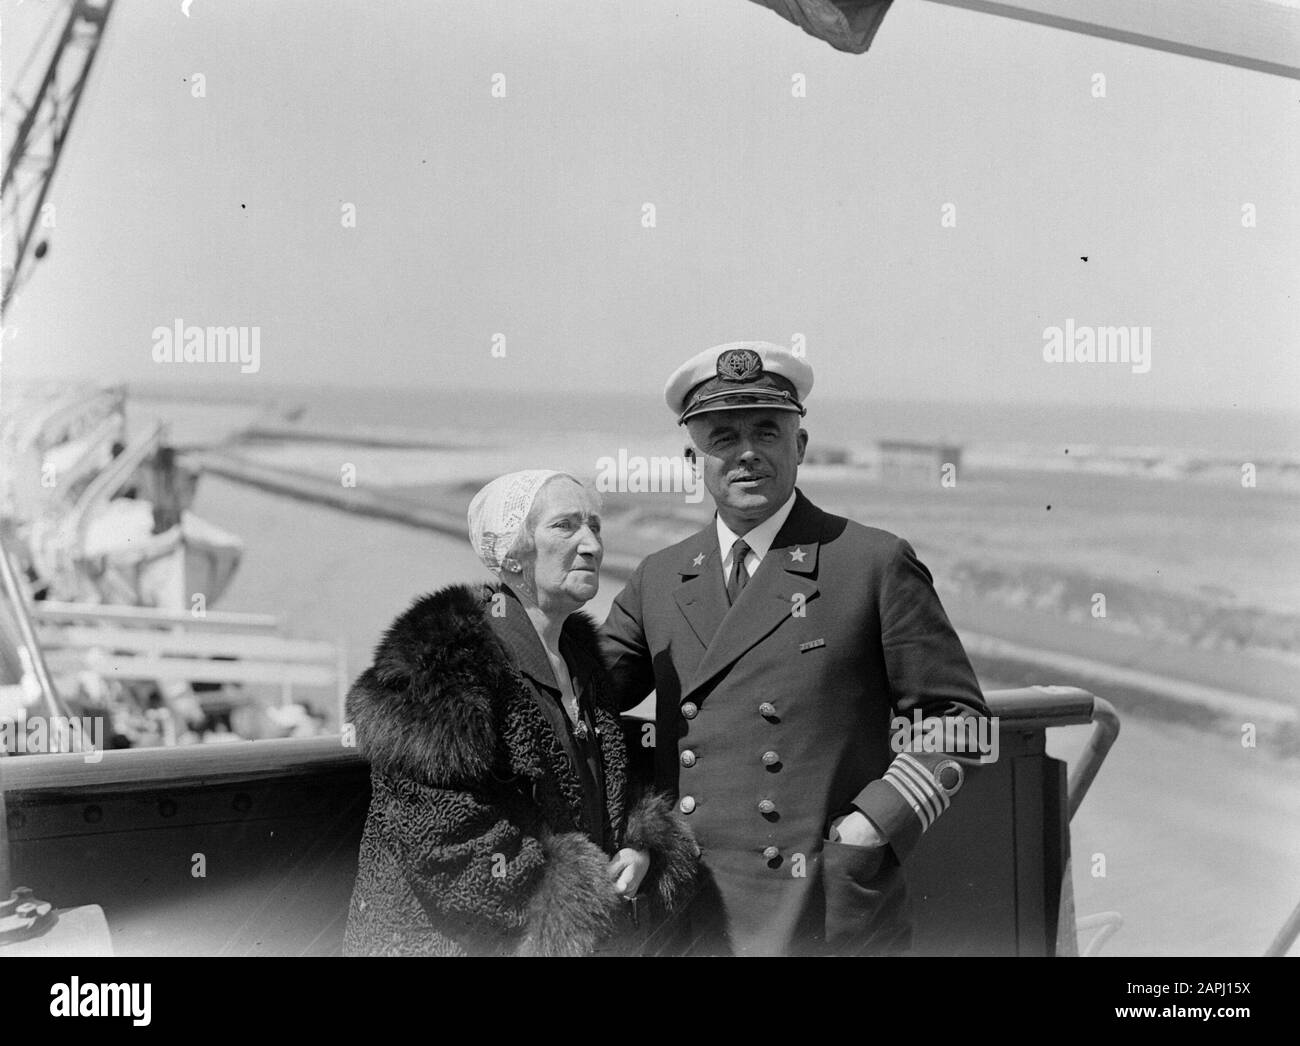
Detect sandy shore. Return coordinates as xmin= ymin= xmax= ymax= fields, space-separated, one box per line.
xmin=1051 ymin=719 xmax=1300 ymax=957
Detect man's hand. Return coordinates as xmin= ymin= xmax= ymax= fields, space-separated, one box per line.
xmin=829 ymin=810 xmax=887 ymax=848
xmin=608 ymin=848 xmax=651 ymax=897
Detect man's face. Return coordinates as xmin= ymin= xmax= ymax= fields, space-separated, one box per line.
xmin=685 ymin=408 xmax=807 ymax=532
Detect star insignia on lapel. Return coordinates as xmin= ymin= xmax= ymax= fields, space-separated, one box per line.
xmin=692 ymin=553 xmax=706 ymax=567
xmin=788 ymin=547 xmax=807 ymax=563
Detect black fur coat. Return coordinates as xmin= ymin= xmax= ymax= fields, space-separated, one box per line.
xmin=343 ymin=583 xmax=698 ymax=956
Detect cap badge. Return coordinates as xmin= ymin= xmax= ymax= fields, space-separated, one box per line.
xmin=715 ymin=347 xmax=763 ymax=383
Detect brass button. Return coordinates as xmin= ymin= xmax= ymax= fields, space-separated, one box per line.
xmin=935 ymin=759 xmax=965 ymax=795
xmin=680 ymin=750 xmax=697 ymax=768
xmin=681 ymin=702 xmax=699 ymax=720
xmin=757 ymin=798 xmax=776 ymax=815
xmin=761 ymin=750 xmax=780 ymax=766
xmin=762 ymin=845 xmax=780 ymax=861
xmin=758 ymin=702 xmax=777 ymax=718
xmin=679 ymin=795 xmax=697 ymax=814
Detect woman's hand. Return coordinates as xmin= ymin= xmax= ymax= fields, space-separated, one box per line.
xmin=607 ymin=848 xmax=651 ymax=898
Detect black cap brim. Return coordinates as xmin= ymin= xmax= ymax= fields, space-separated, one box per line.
xmin=678 ymin=387 xmax=806 ymax=425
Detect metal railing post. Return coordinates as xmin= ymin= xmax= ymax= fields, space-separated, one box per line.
xmin=1067 ymin=696 xmax=1121 ymax=821
xmin=0 ymin=529 xmax=68 ymax=721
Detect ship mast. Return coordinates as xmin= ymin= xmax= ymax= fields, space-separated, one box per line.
xmin=1 ymin=0 xmax=117 ymax=313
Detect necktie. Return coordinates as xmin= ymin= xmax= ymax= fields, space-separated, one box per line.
xmin=727 ymin=539 xmax=751 ymax=605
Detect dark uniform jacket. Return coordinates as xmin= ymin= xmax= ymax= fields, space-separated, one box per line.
xmin=344 ymin=583 xmax=697 ymax=956
xmin=600 ymin=489 xmax=989 ymax=956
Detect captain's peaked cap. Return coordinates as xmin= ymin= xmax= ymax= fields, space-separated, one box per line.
xmin=665 ymin=341 xmax=813 ymax=425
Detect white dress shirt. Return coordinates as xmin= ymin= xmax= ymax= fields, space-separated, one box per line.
xmin=715 ymin=490 xmax=798 ymax=586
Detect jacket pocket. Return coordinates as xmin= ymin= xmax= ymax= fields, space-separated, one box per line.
xmin=821 ymin=840 xmax=913 ymax=956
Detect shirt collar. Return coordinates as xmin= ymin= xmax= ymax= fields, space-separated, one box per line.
xmin=715 ymin=489 xmax=798 ymax=564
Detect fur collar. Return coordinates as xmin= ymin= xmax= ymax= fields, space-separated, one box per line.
xmin=345 ymin=582 xmax=607 ymax=789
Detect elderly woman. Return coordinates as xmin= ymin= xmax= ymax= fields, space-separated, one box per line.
xmin=343 ymin=469 xmax=697 ymax=956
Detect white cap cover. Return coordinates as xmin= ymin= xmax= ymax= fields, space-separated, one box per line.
xmin=467 ymin=469 xmax=575 ymax=577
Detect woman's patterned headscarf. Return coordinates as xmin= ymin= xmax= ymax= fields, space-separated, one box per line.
xmin=466 ymin=469 xmax=577 ymax=577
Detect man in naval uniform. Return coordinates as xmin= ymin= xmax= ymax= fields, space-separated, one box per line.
xmin=600 ymin=342 xmax=991 ymax=956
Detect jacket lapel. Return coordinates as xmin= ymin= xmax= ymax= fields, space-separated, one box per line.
xmin=488 ymin=586 xmax=558 ymax=691
xmin=671 ymin=527 xmax=730 ymax=651
xmin=487 ymin=587 xmax=588 ymax=829
xmin=682 ymin=490 xmax=822 ymax=701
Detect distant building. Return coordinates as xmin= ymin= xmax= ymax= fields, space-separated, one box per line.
xmin=802 ymin=444 xmax=850 ymax=466
xmin=878 ymin=440 xmax=962 ymax=484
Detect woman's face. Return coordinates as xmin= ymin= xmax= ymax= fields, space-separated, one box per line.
xmin=522 ymin=478 xmax=602 ymax=610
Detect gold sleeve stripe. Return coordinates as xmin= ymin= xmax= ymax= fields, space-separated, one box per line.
xmin=883 ymin=763 xmax=938 ymax=829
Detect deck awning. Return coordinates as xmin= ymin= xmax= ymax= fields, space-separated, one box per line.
xmin=751 ymin=0 xmax=1300 ymax=81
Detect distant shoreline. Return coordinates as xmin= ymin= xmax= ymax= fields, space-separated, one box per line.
xmin=187 ymin=450 xmax=1300 ymax=752
xmin=11 ymin=377 xmax=1298 ymax=455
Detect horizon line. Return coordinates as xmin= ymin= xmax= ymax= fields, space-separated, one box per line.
xmin=6 ymin=376 xmax=1298 ymax=418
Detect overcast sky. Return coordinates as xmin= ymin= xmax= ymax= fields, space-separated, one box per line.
xmin=2 ymin=0 xmax=1297 ymax=411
